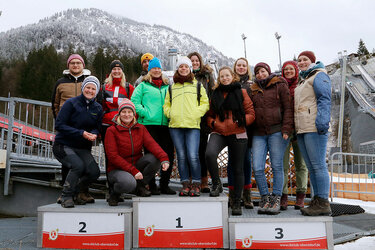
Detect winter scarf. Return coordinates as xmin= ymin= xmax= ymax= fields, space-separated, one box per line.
xmin=113 ymin=77 xmax=121 ymax=85
xmin=211 ymin=82 xmax=246 ymax=127
xmin=151 ymin=77 xmax=163 ymax=88
xmin=254 ymin=73 xmax=276 ymax=90
xmin=299 ymin=61 xmax=325 ymax=79
xmin=173 ymin=72 xmax=194 ymax=84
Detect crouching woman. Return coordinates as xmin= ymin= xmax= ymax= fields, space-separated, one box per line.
xmin=104 ymin=99 xmax=170 ymax=206
xmin=205 ymin=66 xmax=255 ymax=215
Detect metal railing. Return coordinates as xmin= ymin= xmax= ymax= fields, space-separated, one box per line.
xmin=330 ymin=152 xmax=375 ymax=201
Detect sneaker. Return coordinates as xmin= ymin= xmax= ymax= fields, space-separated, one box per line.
xmin=189 ymin=183 xmax=201 ymax=197
xmin=280 ymin=193 xmax=288 ymax=210
xmin=258 ymin=194 xmax=270 ymax=214
xmin=267 ymin=194 xmax=281 ymax=215
xmin=179 ymin=181 xmax=190 ymax=196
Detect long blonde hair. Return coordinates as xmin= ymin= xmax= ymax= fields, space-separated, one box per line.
xmin=233 ymin=57 xmax=253 ymax=81
xmin=104 ymin=72 xmax=126 ymax=88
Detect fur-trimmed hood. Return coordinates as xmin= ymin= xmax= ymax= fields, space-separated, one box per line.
xmin=251 ymin=75 xmax=287 ymax=94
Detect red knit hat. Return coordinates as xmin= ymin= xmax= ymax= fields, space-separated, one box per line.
xmin=67 ymin=54 xmax=85 ymax=68
xmin=254 ymin=62 xmax=271 ymax=75
xmin=298 ymin=51 xmax=316 ymax=63
xmin=118 ymin=98 xmax=136 ymax=115
xmin=282 ymin=61 xmax=299 ymax=79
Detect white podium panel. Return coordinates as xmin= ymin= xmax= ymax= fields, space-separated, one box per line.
xmin=229 ymin=208 xmax=333 ymax=250
xmin=37 ymin=200 xmax=132 ymax=250
xmin=133 ymin=194 xmax=228 ymax=248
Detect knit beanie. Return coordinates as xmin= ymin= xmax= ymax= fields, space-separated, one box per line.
xmin=118 ymin=98 xmax=136 ymax=115
xmin=141 ymin=53 xmax=154 ymax=64
xmin=298 ymin=51 xmax=316 ymax=63
xmin=110 ymin=60 xmax=124 ymax=71
xmin=176 ymin=56 xmax=193 ymax=71
xmin=282 ymin=60 xmax=299 ymax=79
xmin=67 ymin=54 xmax=85 ymax=68
xmin=81 ymin=76 xmax=100 ymax=96
xmin=254 ymin=62 xmax=271 ymax=75
xmin=148 ymin=57 xmax=162 ymax=71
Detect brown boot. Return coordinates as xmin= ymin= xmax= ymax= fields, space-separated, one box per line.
xmin=136 ymin=181 xmax=151 ymax=197
xmin=77 ymin=192 xmax=95 ymax=204
xmin=201 ymin=176 xmax=210 ymax=193
xmin=280 ymin=193 xmax=288 ymax=210
xmin=295 ymin=192 xmax=306 ymax=210
xmin=242 ymin=189 xmax=254 ymax=209
xmin=300 ymin=196 xmax=331 ymax=216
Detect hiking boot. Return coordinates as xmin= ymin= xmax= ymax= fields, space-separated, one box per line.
xmin=301 ymin=196 xmax=331 ymax=216
xmin=160 ymin=185 xmax=176 ymax=195
xmin=179 ymin=181 xmax=190 ymax=196
xmin=210 ymin=179 xmax=223 ymax=197
xmin=243 ymin=189 xmax=254 ymax=209
xmin=232 ymin=198 xmax=242 ymax=216
xmin=108 ymin=193 xmax=121 ymax=206
xmin=280 ymin=193 xmax=288 ymax=210
xmin=189 ymin=182 xmax=201 ymax=197
xmin=228 ymin=189 xmax=234 ymax=208
xmin=74 ymin=195 xmax=87 ymax=205
xmin=258 ymin=194 xmax=270 ymax=214
xmin=294 ymin=192 xmax=306 ymax=210
xmin=267 ymin=194 xmax=281 ymax=215
xmin=61 ymin=197 xmax=74 ymax=208
xmin=136 ymin=181 xmax=151 ymax=197
xmin=201 ymin=176 xmax=210 ymax=193
xmin=57 ymin=195 xmax=63 ymax=204
xmin=149 ymin=181 xmax=160 ymax=195
xmin=77 ymin=192 xmax=95 ymax=204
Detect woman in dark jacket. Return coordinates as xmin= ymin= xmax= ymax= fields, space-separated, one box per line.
xmin=250 ymin=63 xmax=293 ymax=215
xmin=53 ymin=76 xmax=103 ymax=208
xmin=188 ymin=52 xmax=215 ymax=193
xmin=105 ymin=99 xmax=169 ymax=206
xmin=205 ymin=66 xmax=255 ymax=215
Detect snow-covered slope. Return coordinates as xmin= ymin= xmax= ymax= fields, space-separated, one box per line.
xmin=0 ymin=8 xmax=233 ymax=68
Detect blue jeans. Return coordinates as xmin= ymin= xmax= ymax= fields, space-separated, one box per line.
xmin=169 ymin=128 xmax=201 ymax=183
xmin=297 ymin=132 xmax=330 ymax=199
xmin=252 ymin=132 xmax=289 ymax=196
xmin=227 ymin=148 xmax=252 ymax=188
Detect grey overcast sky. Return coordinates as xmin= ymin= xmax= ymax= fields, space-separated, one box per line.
xmin=0 ymin=0 xmax=374 ymax=70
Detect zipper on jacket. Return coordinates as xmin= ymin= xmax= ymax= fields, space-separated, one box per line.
xmin=160 ymin=88 xmax=164 ymax=125
xmin=129 ymin=128 xmax=135 ymax=166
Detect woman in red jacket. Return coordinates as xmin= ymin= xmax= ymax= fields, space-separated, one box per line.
xmin=205 ymin=66 xmax=255 ymax=216
xmin=104 ymin=99 xmax=170 ymax=206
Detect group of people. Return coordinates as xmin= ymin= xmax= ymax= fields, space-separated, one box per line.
xmin=51 ymin=50 xmax=331 ymax=217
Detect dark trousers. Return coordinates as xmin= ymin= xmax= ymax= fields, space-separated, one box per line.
xmin=53 ymin=142 xmax=100 ymax=198
xmin=205 ymin=133 xmax=247 ymax=199
xmin=145 ymin=125 xmax=175 ymax=187
xmin=199 ymin=131 xmax=209 ymax=178
xmin=108 ymin=153 xmax=161 ymax=194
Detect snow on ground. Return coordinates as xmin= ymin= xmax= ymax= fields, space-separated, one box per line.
xmin=332 ymin=197 xmax=375 ymax=214
xmin=335 ymin=236 xmax=375 ymax=249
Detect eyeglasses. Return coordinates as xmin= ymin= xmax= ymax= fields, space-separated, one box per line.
xmin=69 ymin=61 xmax=83 ymax=65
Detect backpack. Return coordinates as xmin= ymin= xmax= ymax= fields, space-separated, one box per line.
xmin=168 ymin=81 xmax=202 ymax=106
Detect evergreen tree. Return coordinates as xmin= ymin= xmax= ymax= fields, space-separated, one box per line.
xmin=357 ymin=39 xmax=370 ymax=57
xmin=18 ymin=45 xmax=63 ymax=101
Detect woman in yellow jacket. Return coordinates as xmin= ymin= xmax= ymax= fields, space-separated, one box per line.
xmin=164 ymin=56 xmax=209 ymax=196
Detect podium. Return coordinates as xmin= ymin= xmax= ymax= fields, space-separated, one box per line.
xmin=37 ymin=200 xmax=132 ymax=250
xmin=228 ymin=208 xmax=333 ymax=249
xmin=132 ymin=193 xmax=229 ymax=248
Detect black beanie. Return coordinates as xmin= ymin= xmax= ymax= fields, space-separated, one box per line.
xmin=110 ymin=60 xmax=124 ymax=71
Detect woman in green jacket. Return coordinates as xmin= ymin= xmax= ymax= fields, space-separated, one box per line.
xmin=131 ymin=57 xmax=175 ymax=195
xmin=164 ymin=56 xmax=209 ymax=196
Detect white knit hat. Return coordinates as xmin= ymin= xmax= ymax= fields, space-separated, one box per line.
xmin=176 ymin=56 xmax=193 ymax=71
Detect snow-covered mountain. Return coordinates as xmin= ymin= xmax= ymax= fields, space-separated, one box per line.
xmin=0 ymin=8 xmax=233 ymax=68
